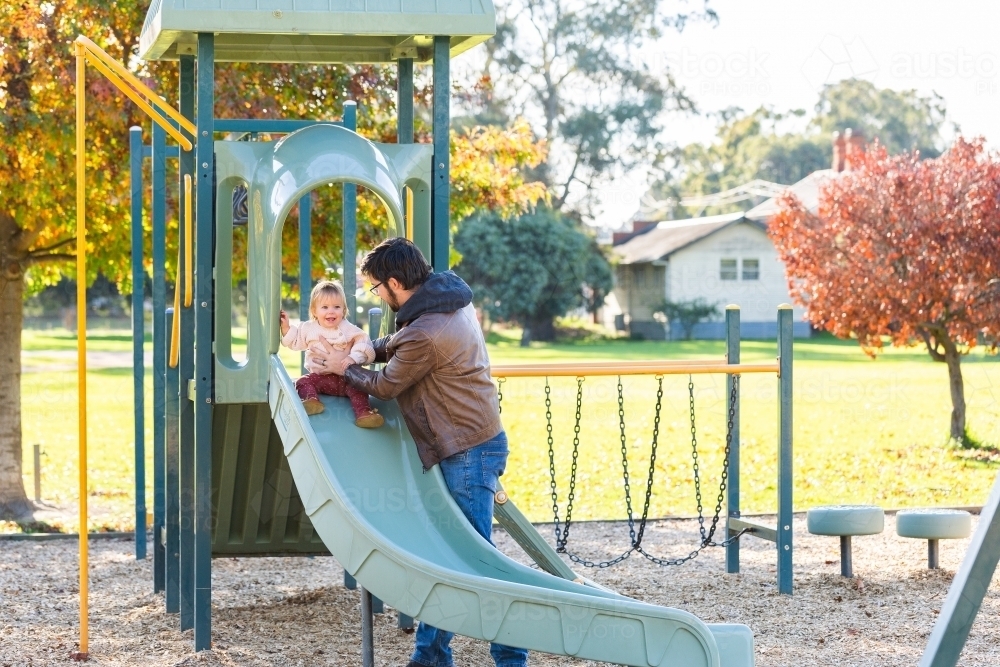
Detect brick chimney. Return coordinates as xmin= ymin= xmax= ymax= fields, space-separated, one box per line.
xmin=832 ymin=131 xmax=845 ymax=172
xmin=613 ymin=220 xmax=658 ymax=245
xmin=843 ymin=128 xmax=865 ymax=171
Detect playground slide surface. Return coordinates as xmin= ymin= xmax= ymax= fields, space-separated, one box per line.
xmin=268 ymin=355 xmax=754 ymax=667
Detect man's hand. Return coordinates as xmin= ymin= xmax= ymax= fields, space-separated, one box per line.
xmin=309 ymin=338 xmax=349 ymax=374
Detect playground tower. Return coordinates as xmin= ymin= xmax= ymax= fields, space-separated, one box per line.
xmin=136 ymin=0 xmax=496 ymax=650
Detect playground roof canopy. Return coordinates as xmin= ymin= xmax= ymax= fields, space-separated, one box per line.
xmin=139 ymin=0 xmax=496 ymax=64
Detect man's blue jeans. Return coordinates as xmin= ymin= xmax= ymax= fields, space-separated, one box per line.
xmin=410 ymin=431 xmax=529 ymax=667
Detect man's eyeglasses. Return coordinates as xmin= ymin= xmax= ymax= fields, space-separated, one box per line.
xmin=369 ymin=282 xmax=383 ymax=296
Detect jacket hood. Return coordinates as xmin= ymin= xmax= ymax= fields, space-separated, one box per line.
xmin=395 ymin=271 xmax=473 ymax=327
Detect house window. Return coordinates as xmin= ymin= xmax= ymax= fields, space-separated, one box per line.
xmin=720 ymin=259 xmax=737 ymax=281
xmin=742 ymin=259 xmax=760 ymax=280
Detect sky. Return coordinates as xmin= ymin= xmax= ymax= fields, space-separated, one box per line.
xmin=586 ymin=0 xmax=1000 ymax=228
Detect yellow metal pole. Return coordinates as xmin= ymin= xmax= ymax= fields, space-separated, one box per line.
xmin=169 ymin=249 xmax=181 ymax=369
xmin=491 ymin=361 xmax=780 ymax=378
xmin=405 ymin=187 xmax=413 ymax=240
xmin=74 ymin=42 xmax=89 ymax=660
xmin=184 ymin=175 xmax=193 ymax=307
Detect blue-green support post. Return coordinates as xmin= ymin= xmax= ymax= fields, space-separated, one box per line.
xmin=342 ymin=101 xmax=357 ymax=320
xmin=178 ymin=54 xmax=196 ymax=632
xmin=165 ymin=306 xmax=180 ymax=613
xmin=151 ymin=122 xmax=167 ymax=593
xmin=129 ymin=126 xmax=146 ymax=561
xmin=919 ymin=471 xmax=1000 ymax=667
xmin=777 ymin=305 xmax=794 ymax=594
xmin=397 ymin=59 xmax=414 ymax=145
xmin=431 ymin=37 xmax=450 ymax=271
xmin=725 ymin=305 xmax=740 ymax=574
xmin=298 ymin=193 xmax=312 ymax=374
xmin=194 ymin=33 xmax=215 ymax=651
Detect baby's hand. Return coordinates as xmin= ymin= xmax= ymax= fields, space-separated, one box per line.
xmin=340 ymin=357 xmax=356 ymax=373
xmin=279 ymin=310 xmax=290 ymax=335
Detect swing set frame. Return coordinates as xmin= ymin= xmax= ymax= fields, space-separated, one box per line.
xmin=492 ymin=304 xmax=796 ymax=594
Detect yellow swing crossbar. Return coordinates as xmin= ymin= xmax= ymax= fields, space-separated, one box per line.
xmin=74 ymin=34 xmax=196 ymax=659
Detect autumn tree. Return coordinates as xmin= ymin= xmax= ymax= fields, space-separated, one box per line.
xmin=0 ymin=2 xmax=545 ymax=521
xmin=769 ymin=138 xmax=1000 ymax=443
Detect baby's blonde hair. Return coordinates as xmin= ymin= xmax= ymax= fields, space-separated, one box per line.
xmin=309 ymin=280 xmax=347 ymax=320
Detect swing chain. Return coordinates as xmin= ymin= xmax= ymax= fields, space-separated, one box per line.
xmin=550 ymin=373 xmax=746 ymax=569
xmin=560 ymin=377 xmax=636 ymax=569
xmin=633 ymin=374 xmax=663 ymax=547
xmin=633 ymin=374 xmax=745 ymax=566
xmin=496 ymin=377 xmax=505 ymax=413
xmin=690 ymin=376 xmax=706 ymax=541
xmin=545 ymin=380 xmax=561 ymax=539
xmin=618 ymin=376 xmax=635 ymax=546
xmin=553 ymin=377 xmax=585 ymax=552
xmin=700 ymin=373 xmax=744 ymax=549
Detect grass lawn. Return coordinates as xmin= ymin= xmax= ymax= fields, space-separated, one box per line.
xmin=13 ymin=328 xmax=1000 ymax=532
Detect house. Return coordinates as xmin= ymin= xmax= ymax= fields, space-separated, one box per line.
xmin=609 ymin=131 xmax=864 ymax=340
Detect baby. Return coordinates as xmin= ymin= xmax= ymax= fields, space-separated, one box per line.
xmin=279 ymin=280 xmax=384 ymax=428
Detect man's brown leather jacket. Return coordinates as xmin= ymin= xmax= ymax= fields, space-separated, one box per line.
xmin=344 ymin=302 xmax=502 ymax=470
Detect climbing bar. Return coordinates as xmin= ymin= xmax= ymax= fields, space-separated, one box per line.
xmin=75 ymin=36 xmax=196 ymax=150
xmin=491 ymin=360 xmax=779 ymax=378
xmin=184 ymin=174 xmax=193 ymax=307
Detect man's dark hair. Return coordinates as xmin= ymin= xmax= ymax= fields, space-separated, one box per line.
xmin=360 ymin=237 xmax=432 ymax=290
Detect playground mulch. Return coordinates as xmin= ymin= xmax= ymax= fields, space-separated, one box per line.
xmin=2 ymin=512 xmax=998 ymax=667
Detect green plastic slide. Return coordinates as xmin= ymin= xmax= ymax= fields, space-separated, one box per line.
xmin=268 ymin=356 xmax=754 ymax=666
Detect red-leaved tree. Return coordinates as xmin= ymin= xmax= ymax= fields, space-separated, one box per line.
xmin=769 ymin=137 xmax=1000 ymax=443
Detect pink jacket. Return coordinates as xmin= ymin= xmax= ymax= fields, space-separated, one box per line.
xmin=280 ymin=319 xmax=375 ymax=373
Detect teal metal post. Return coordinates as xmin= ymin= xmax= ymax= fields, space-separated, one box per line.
xmin=165 ymin=306 xmax=180 ymax=613
xmin=431 ymin=37 xmax=450 ymax=271
xmin=397 ymin=59 xmax=414 ymax=144
xmin=178 ymin=54 xmax=196 ymax=632
xmin=398 ymin=57 xmax=428 ymax=261
xmin=129 ymin=126 xmax=146 ymax=561
xmin=299 ymin=193 xmax=312 ymax=374
xmin=151 ymin=122 xmax=167 ymax=593
xmin=194 ymin=33 xmax=215 ymax=651
xmin=342 ymin=101 xmax=357 ymax=320
xmin=777 ymin=305 xmax=794 ymax=594
xmin=919 ymin=472 xmax=1000 ymax=667
xmin=725 ymin=306 xmax=740 ymax=574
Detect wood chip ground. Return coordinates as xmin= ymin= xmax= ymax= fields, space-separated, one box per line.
xmin=2 ymin=513 xmax=998 ymax=666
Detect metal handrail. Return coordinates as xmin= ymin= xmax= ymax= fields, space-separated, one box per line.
xmin=76 ymin=36 xmax=195 ymax=150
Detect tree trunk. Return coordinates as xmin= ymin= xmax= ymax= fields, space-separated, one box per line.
xmin=520 ymin=326 xmax=531 ymax=347
xmin=0 ymin=276 xmax=32 ymax=521
xmin=528 ymin=315 xmax=556 ymax=343
xmin=943 ymin=342 xmax=967 ymax=443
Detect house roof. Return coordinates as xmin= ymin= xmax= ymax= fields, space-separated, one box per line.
xmin=139 ymin=0 xmax=496 ymax=63
xmin=613 ymin=211 xmax=756 ymax=265
xmin=745 ymin=169 xmax=837 ymax=221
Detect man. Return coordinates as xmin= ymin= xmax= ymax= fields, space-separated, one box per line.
xmin=317 ymin=237 xmax=528 ymax=667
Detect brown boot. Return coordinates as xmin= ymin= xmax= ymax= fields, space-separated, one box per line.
xmin=354 ymin=409 xmax=384 ymax=429
xmin=302 ymin=398 xmax=325 ymax=416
